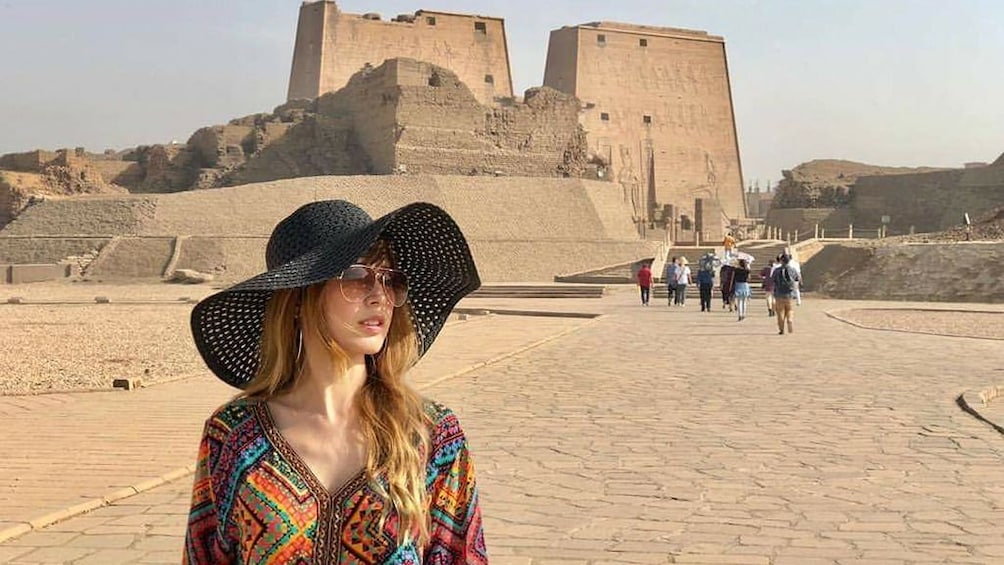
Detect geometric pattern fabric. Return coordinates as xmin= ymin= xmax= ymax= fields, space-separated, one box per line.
xmin=183 ymin=398 xmax=487 ymax=564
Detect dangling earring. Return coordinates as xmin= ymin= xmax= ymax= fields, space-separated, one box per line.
xmin=293 ymin=288 xmax=304 ymax=365
xmin=294 ymin=325 xmax=304 ymax=364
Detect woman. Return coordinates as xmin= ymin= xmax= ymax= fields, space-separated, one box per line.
xmin=696 ymin=260 xmax=715 ymax=313
xmin=733 ymin=258 xmax=752 ymax=321
xmin=184 ymin=200 xmax=487 ymax=564
xmin=719 ymin=263 xmax=735 ymax=312
xmin=760 ymin=258 xmax=777 ymax=317
xmin=674 ymin=257 xmax=691 ymax=306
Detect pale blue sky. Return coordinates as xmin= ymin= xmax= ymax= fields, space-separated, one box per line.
xmin=0 ymin=0 xmax=1000 ymax=186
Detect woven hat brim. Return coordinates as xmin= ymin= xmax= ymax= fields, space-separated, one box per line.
xmin=190 ymin=202 xmax=480 ymax=389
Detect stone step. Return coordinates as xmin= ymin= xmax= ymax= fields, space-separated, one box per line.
xmin=469 ymin=285 xmax=606 ymax=299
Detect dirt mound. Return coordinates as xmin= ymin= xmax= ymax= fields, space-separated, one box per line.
xmin=807 ymin=241 xmax=1004 ymax=303
xmin=772 ymin=159 xmax=948 ymax=209
xmin=883 ymin=206 xmax=1004 ymax=243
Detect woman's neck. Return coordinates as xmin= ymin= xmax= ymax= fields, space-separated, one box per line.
xmin=282 ymin=353 xmax=368 ymax=424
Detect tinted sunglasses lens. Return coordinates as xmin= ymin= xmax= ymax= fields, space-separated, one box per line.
xmin=385 ymin=271 xmax=409 ymax=307
xmin=339 ymin=266 xmax=375 ymax=302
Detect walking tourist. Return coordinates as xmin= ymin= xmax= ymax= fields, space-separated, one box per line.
xmin=720 ymin=262 xmax=736 ymax=312
xmin=637 ymin=262 xmax=653 ymax=305
xmin=760 ymin=260 xmax=776 ymax=316
xmin=674 ymin=256 xmax=691 ymax=306
xmin=697 ymin=258 xmax=715 ymax=312
xmin=772 ymin=253 xmax=801 ymax=335
xmin=664 ymin=256 xmax=679 ymax=306
xmin=733 ymin=258 xmax=752 ymax=321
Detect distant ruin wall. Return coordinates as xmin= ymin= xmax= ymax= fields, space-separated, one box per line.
xmin=852 ymin=169 xmax=1004 ymax=233
xmin=288 ymin=1 xmax=513 ymax=105
xmin=543 ymin=23 xmax=746 ymax=228
xmin=765 ymin=208 xmax=852 ymax=238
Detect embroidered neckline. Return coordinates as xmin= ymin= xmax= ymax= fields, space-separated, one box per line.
xmin=254 ymin=400 xmax=368 ymax=500
xmin=253 ymin=400 xmax=370 ymax=564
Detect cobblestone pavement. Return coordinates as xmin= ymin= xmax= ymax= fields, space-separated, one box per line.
xmin=3 ymin=291 xmax=1004 ymax=564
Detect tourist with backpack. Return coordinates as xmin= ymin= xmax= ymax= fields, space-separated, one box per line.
xmin=771 ymin=254 xmax=801 ymax=335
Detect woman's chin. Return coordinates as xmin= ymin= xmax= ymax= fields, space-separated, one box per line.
xmin=341 ymin=336 xmax=388 ymax=358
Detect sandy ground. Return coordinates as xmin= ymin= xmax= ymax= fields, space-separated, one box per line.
xmin=832 ymin=308 xmax=1004 ymax=340
xmin=2 ymin=281 xmax=1003 ymax=395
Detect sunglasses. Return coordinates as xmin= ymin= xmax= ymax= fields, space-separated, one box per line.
xmin=335 ymin=264 xmax=409 ymax=307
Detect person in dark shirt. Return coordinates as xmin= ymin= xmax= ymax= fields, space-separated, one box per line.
xmin=719 ymin=263 xmax=736 ymax=312
xmin=697 ymin=263 xmax=715 ymax=312
xmin=733 ymin=258 xmax=752 ymax=321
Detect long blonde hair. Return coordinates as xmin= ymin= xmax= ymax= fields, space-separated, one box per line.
xmin=241 ymin=243 xmax=432 ymax=546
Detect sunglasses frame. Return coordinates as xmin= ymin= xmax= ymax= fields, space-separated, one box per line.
xmin=335 ymin=264 xmax=409 ymax=307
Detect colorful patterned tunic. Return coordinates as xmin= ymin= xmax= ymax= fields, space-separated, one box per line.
xmin=183 ymin=398 xmax=487 ymax=564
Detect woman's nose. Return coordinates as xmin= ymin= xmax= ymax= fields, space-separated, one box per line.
xmin=365 ymin=279 xmax=391 ymax=304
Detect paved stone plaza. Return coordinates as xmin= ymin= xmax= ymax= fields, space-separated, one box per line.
xmin=1 ymin=288 xmax=1003 ymax=564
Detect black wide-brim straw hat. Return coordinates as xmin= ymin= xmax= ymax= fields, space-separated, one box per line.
xmin=190 ymin=200 xmax=481 ymax=389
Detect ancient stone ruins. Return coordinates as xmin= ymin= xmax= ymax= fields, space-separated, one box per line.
xmin=1 ymin=0 xmax=1002 ymax=301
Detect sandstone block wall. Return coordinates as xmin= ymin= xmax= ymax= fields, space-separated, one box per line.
xmin=189 ymin=125 xmax=254 ymax=168
xmin=288 ymin=1 xmax=512 ymax=106
xmin=851 ymin=168 xmax=1004 ymax=233
xmin=228 ymin=114 xmax=365 ymax=184
xmin=0 ymin=151 xmax=59 ymax=172
xmin=0 ymin=175 xmax=649 ymax=282
xmin=1 ymin=197 xmax=157 ymax=236
xmin=765 ymin=208 xmax=853 ymax=238
xmin=543 ymin=22 xmax=746 ymax=229
xmin=86 ymin=237 xmax=174 ymax=279
xmin=174 ymin=236 xmax=268 ymax=280
xmin=5 ymin=263 xmax=72 ymax=284
xmin=235 ymin=59 xmax=588 ymax=183
xmin=0 ymin=236 xmax=110 ymax=264
xmin=695 ymin=197 xmax=724 ymax=242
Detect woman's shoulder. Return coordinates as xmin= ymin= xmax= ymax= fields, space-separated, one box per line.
xmin=422 ymin=399 xmax=467 ymax=447
xmin=203 ymin=396 xmax=261 ymax=433
xmin=423 ymin=399 xmax=459 ymax=427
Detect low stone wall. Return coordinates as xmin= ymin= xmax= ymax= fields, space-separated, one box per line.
xmin=470 ymin=240 xmax=658 ymax=282
xmin=0 ymin=175 xmax=649 ymax=282
xmin=173 ymin=236 xmax=268 ymax=281
xmin=764 ymin=208 xmax=852 ymax=238
xmin=0 ymin=236 xmax=111 ymax=264
xmin=1 ymin=197 xmax=157 ymax=236
xmin=86 ymin=237 xmax=175 ymax=279
xmin=2 ymin=263 xmax=72 ymax=284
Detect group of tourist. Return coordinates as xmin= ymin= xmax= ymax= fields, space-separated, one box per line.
xmin=636 ymin=249 xmax=802 ymax=335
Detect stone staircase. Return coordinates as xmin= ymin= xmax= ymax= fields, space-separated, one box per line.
xmin=648 ymin=240 xmax=795 ymax=303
